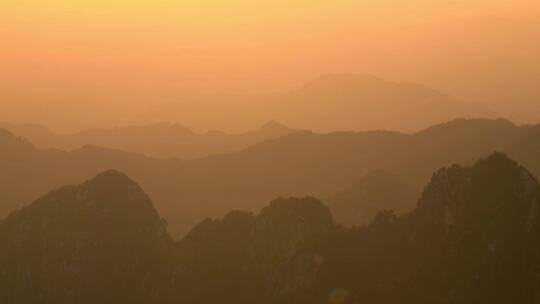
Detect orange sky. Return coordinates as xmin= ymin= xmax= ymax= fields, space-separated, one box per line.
xmin=1 ymin=0 xmax=539 ymax=130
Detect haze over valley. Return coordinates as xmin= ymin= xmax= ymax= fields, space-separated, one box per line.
xmin=1 ymin=1 xmax=539 ymax=303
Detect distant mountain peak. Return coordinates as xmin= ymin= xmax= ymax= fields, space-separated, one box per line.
xmin=259 ymin=120 xmax=291 ymax=132
xmin=298 ymin=73 xmax=390 ymax=93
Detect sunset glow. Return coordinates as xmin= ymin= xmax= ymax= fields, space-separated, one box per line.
xmin=1 ymin=0 xmax=539 ymax=131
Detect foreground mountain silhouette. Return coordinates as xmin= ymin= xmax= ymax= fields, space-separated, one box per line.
xmin=175 ymin=197 xmax=334 ymax=303
xmin=0 ymin=118 xmax=537 ymax=235
xmin=0 ymin=170 xmax=172 ymax=304
xmin=2 ymin=153 xmax=540 ymax=303
xmin=175 ymin=153 xmax=540 ymax=303
xmin=0 ymin=120 xmax=296 ymax=159
xmin=317 ymin=153 xmax=540 ymax=303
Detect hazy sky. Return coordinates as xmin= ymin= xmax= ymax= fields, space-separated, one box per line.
xmin=1 ymin=0 xmax=539 ymax=130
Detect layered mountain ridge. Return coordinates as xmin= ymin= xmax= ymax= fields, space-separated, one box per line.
xmin=1 ymin=153 xmax=539 ymax=303
xmin=138 ymin=73 xmax=497 ymax=133
xmin=0 ymin=120 xmax=297 ymax=159
xmin=0 ymin=118 xmax=539 ymax=236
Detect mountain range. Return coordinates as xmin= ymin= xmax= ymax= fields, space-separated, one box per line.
xmin=0 ymin=74 xmax=496 ymax=134
xmin=2 ymin=153 xmax=540 ymax=303
xmin=0 ymin=120 xmax=296 ymax=159
xmin=0 ymin=118 xmax=539 ymax=236
xmin=139 ymin=74 xmax=496 ymax=133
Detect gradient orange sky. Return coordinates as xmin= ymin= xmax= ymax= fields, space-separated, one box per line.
xmin=1 ymin=0 xmax=539 ymax=130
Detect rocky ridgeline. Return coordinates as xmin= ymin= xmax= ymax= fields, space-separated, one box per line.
xmin=0 ymin=170 xmax=173 ymax=304
xmin=1 ymin=153 xmax=540 ymax=303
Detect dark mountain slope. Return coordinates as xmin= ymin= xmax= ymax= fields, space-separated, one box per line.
xmin=317 ymin=153 xmax=540 ymax=303
xmin=170 ymin=153 xmax=540 ymax=303
xmin=173 ymin=210 xmax=255 ymax=303
xmin=248 ymin=197 xmax=333 ymax=299
xmin=1 ymin=154 xmax=540 ymax=303
xmin=0 ymin=170 xmax=173 ymax=304
xmin=406 ymin=152 xmax=540 ymax=303
xmin=173 ymin=197 xmax=334 ymax=304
